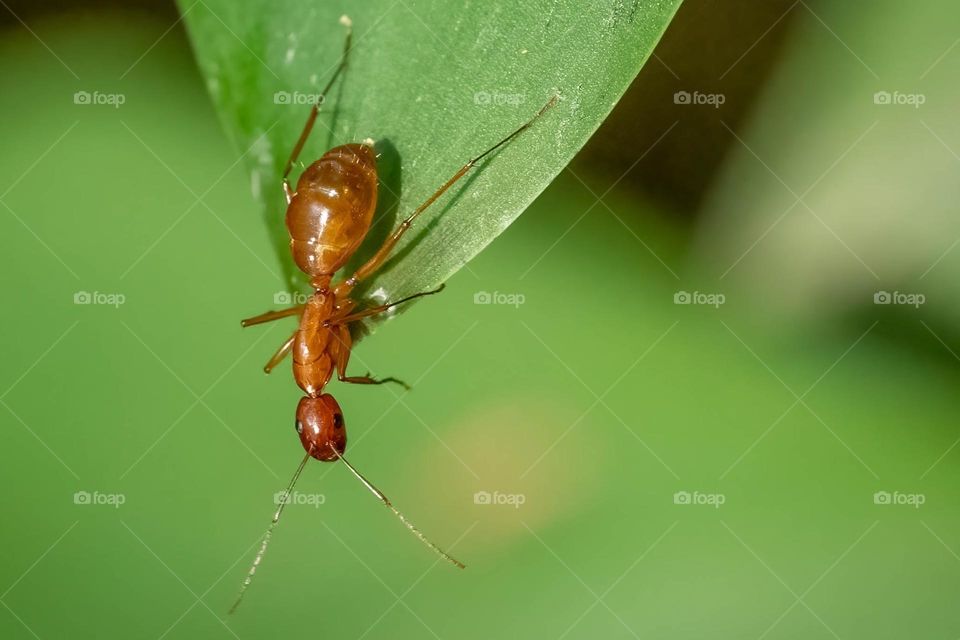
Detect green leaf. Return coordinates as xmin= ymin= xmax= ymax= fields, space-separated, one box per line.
xmin=178 ymin=0 xmax=682 ymax=321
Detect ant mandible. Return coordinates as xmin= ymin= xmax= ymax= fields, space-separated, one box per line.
xmin=230 ymin=16 xmax=557 ymax=612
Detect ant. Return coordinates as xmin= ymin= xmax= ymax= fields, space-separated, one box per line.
xmin=230 ymin=16 xmax=557 ymax=612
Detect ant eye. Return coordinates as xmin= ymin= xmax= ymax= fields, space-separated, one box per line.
xmin=333 ymin=414 xmax=343 ymax=429
xmin=295 ymin=420 xmax=303 ymax=434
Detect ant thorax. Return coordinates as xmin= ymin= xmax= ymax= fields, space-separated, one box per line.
xmin=292 ymin=291 xmax=336 ymax=397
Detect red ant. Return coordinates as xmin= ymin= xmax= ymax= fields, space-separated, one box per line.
xmin=230 ymin=16 xmax=557 ymax=612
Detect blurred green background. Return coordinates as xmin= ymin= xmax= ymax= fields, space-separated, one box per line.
xmin=2 ymin=1 xmax=960 ymax=639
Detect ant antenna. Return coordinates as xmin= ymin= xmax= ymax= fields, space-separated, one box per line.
xmin=229 ymin=452 xmax=311 ymax=614
xmin=332 ymin=444 xmax=466 ymax=569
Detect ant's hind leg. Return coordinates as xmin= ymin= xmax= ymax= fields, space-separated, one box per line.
xmin=241 ymin=305 xmax=305 ymax=328
xmin=333 ymin=325 xmax=410 ymax=390
xmin=281 ymin=17 xmax=352 ymax=203
xmin=333 ymin=94 xmax=558 ymax=299
xmin=263 ymin=332 xmax=296 ymax=374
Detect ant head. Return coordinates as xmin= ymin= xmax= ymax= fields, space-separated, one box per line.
xmin=295 ymin=394 xmax=346 ymax=461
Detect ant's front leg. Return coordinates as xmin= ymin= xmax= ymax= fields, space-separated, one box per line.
xmin=331 ymin=324 xmax=409 ymax=390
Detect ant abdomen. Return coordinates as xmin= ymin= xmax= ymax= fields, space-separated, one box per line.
xmin=286 ymin=143 xmax=378 ymax=277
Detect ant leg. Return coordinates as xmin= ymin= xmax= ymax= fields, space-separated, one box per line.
xmin=333 ymin=94 xmax=558 ymax=299
xmin=263 ymin=332 xmax=296 ymax=373
xmin=282 ymin=17 xmax=353 ymax=203
xmin=241 ymin=305 xmax=304 ymax=328
xmin=332 ymin=285 xmax=444 ymax=324
xmin=332 ymin=324 xmax=410 ymax=389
